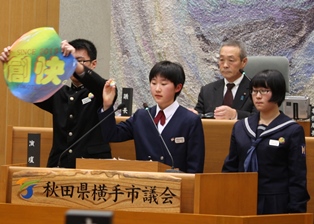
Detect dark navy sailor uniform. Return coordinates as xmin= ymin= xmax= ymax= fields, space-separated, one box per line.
xmin=222 ymin=112 xmax=310 ymax=214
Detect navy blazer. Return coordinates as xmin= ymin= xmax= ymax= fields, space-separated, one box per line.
xmin=99 ymin=105 xmax=205 ymax=173
xmin=195 ymin=75 xmax=256 ymax=119
xmin=222 ymin=112 xmax=310 ymax=214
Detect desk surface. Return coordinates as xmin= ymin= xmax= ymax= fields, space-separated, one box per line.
xmin=118 ymin=117 xmax=311 ymax=136
xmin=0 ymin=203 xmax=312 ymax=224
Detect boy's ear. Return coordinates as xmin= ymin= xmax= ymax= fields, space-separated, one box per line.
xmin=90 ymin=59 xmax=97 ymax=69
xmin=175 ymin=83 xmax=183 ymax=93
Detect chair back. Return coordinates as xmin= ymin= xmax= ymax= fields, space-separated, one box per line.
xmin=244 ymin=56 xmax=290 ymax=92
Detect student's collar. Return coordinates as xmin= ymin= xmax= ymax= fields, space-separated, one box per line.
xmin=71 ymin=83 xmax=85 ymax=91
xmin=156 ymin=101 xmax=179 ymax=119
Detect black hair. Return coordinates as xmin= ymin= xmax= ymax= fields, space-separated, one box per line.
xmin=69 ymin=39 xmax=97 ymax=60
xmin=220 ymin=39 xmax=247 ymax=60
xmin=250 ymin=69 xmax=286 ymax=107
xmin=149 ymin=61 xmax=185 ymax=100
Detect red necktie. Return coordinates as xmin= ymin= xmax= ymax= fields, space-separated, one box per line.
xmin=154 ymin=110 xmax=165 ymax=126
xmin=223 ymin=83 xmax=235 ymax=107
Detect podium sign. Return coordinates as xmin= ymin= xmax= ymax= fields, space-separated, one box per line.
xmin=11 ymin=168 xmax=181 ymax=213
xmin=27 ymin=133 xmax=40 ymax=167
xmin=121 ymin=88 xmax=133 ymax=116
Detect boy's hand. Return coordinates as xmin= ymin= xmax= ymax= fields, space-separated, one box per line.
xmin=60 ymin=40 xmax=85 ymax=74
xmin=0 ymin=46 xmax=11 ymax=63
xmin=61 ymin=40 xmax=75 ymax=56
xmin=102 ymin=79 xmax=117 ymax=111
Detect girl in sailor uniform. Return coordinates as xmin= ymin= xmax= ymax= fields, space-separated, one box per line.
xmin=222 ymin=69 xmax=310 ymax=214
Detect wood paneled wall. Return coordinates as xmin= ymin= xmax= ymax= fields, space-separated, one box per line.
xmin=0 ymin=0 xmax=60 ymax=165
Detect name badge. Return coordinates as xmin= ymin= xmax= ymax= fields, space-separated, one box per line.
xmin=82 ymin=97 xmax=91 ymax=105
xmin=174 ymin=137 xmax=185 ymax=144
xmin=269 ymin=139 xmax=279 ymax=146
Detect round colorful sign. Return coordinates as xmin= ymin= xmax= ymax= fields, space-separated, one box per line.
xmin=3 ymin=27 xmax=77 ymax=103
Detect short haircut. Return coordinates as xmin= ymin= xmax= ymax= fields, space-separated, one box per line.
xmin=250 ymin=69 xmax=286 ymax=107
xmin=69 ymin=39 xmax=97 ymax=60
xmin=149 ymin=60 xmax=185 ymax=100
xmin=220 ymin=40 xmax=247 ymax=60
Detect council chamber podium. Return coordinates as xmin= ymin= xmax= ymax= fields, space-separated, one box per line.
xmin=75 ymin=158 xmax=257 ymax=215
xmin=0 ymin=162 xmax=312 ymax=224
xmin=2 ymin=120 xmax=313 ymax=224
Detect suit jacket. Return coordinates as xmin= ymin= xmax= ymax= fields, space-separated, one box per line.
xmin=222 ymin=112 xmax=310 ymax=214
xmin=35 ymin=67 xmax=111 ymax=168
xmin=99 ymin=105 xmax=205 ymax=173
xmin=195 ymin=75 xmax=256 ymax=119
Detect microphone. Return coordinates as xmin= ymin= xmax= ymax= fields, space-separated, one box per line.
xmin=240 ymin=69 xmax=250 ymax=80
xmin=57 ymin=103 xmax=126 ymax=168
xmin=143 ymin=103 xmax=182 ymax=173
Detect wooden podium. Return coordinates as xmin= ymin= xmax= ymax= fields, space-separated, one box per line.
xmin=1 ymin=164 xmax=256 ymax=215
xmin=0 ymin=165 xmax=313 ymax=224
xmin=194 ymin=173 xmax=257 ymax=215
xmin=77 ymin=159 xmax=257 ymax=215
xmin=76 ymin=158 xmax=171 ymax=172
xmin=0 ymin=203 xmax=313 ymax=224
xmin=1 ymin=165 xmax=182 ymax=213
xmin=0 ymin=203 xmax=312 ymax=224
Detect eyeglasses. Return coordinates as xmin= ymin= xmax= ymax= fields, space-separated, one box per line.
xmin=76 ymin=59 xmax=92 ymax=65
xmin=251 ymin=89 xmax=271 ymax=95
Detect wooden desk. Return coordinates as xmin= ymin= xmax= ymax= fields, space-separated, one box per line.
xmin=1 ymin=164 xmax=258 ymax=215
xmin=299 ymin=120 xmax=311 ymax=136
xmin=5 ymin=126 xmax=53 ymax=167
xmin=0 ymin=203 xmax=312 ymax=224
xmin=5 ymin=118 xmax=311 ymax=169
xmin=114 ymin=118 xmax=312 ymax=172
xmin=5 ymin=119 xmax=314 ymax=216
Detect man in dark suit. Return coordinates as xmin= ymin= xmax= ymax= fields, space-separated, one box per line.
xmin=194 ymin=40 xmax=256 ymax=120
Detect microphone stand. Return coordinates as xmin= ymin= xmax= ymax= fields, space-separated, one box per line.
xmin=57 ymin=103 xmax=125 ymax=168
xmin=240 ymin=69 xmax=250 ymax=80
xmin=143 ymin=103 xmax=182 ymax=173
